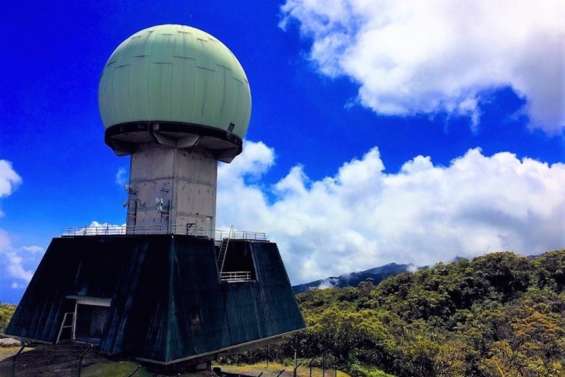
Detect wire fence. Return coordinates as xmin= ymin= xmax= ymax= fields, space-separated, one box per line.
xmin=61 ymin=225 xmax=268 ymax=241
xmin=2 ymin=339 xmax=340 ymax=377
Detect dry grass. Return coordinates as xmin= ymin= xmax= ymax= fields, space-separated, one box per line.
xmin=0 ymin=305 xmax=16 ymax=333
xmin=215 ymin=361 xmax=350 ymax=377
xmin=0 ymin=346 xmax=33 ymax=362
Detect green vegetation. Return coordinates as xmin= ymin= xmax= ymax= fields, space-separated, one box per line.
xmin=216 ymin=361 xmax=353 ymax=377
xmin=230 ymin=250 xmax=565 ymax=377
xmin=82 ymin=361 xmax=153 ymax=377
xmin=0 ymin=304 xmax=16 ymax=333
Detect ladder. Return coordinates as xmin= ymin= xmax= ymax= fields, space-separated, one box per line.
xmin=217 ymin=226 xmax=233 ymax=273
xmin=56 ymin=312 xmax=75 ymax=344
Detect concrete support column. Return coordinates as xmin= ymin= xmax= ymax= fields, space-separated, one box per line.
xmin=126 ymin=143 xmax=217 ymax=235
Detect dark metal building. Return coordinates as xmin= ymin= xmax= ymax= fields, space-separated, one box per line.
xmin=7 ymin=234 xmax=304 ymax=365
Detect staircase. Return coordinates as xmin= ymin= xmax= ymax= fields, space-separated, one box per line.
xmin=217 ymin=226 xmax=233 ymax=273
xmin=56 ymin=312 xmax=75 ymax=344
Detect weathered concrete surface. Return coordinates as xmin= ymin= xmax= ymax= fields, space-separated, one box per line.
xmin=127 ymin=144 xmax=217 ymax=234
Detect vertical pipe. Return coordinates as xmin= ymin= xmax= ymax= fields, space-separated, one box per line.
xmin=293 ymin=350 xmax=297 ymax=377
xmin=72 ymin=302 xmax=78 ymax=340
xmin=12 ymin=342 xmax=25 ymax=377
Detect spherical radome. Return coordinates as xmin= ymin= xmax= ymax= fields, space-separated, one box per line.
xmin=98 ymin=24 xmax=251 ymax=139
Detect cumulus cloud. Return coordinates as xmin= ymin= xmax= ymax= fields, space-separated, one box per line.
xmin=0 ymin=160 xmax=35 ymax=286
xmin=0 ymin=160 xmax=21 ymax=197
xmin=217 ymin=141 xmax=565 ymax=284
xmin=0 ymin=230 xmax=36 ymax=283
xmin=68 ymin=221 xmax=126 ymax=235
xmin=0 ymin=160 xmax=22 ymax=216
xmin=280 ymin=0 xmax=565 ymax=133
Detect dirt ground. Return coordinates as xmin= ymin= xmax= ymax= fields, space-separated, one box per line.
xmin=0 ymin=343 xmax=226 ymax=377
xmin=0 ymin=343 xmax=108 ymax=377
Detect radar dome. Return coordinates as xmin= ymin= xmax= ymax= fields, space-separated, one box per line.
xmin=99 ymin=24 xmax=251 ymax=160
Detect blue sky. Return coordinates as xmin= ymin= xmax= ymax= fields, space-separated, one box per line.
xmin=0 ymin=0 xmax=564 ymax=303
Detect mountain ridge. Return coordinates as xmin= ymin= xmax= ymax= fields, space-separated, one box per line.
xmin=292 ymin=262 xmax=410 ymax=293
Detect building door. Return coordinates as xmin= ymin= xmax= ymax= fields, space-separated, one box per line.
xmin=68 ymin=296 xmax=111 ymax=344
xmin=75 ymin=305 xmax=109 ymax=342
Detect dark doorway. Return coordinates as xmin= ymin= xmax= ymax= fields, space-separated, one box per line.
xmin=221 ymin=240 xmax=257 ymax=281
xmin=75 ymin=304 xmax=109 ymax=343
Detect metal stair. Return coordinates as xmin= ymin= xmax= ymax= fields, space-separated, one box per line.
xmin=217 ymin=226 xmax=233 ymax=273
xmin=56 ymin=312 xmax=75 ymax=344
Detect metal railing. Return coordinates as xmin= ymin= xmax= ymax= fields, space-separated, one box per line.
xmin=219 ymin=271 xmax=253 ymax=283
xmin=62 ymin=225 xmax=268 ymax=241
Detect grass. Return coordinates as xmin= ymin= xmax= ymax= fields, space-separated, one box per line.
xmin=0 ymin=304 xmax=16 ymax=333
xmin=0 ymin=304 xmax=20 ymax=363
xmin=82 ymin=361 xmax=154 ymax=377
xmin=215 ymin=361 xmax=351 ymax=377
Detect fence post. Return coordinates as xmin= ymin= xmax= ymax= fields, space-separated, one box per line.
xmin=293 ymin=350 xmax=297 ymax=377
xmin=12 ymin=340 xmax=26 ymax=377
xmin=77 ymin=344 xmax=93 ymax=377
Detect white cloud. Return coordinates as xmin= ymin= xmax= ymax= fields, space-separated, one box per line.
xmin=21 ymin=245 xmax=44 ymax=254
xmin=0 ymin=160 xmax=22 ymax=216
xmin=67 ymin=221 xmax=126 ymax=235
xmin=115 ymin=167 xmax=128 ymax=189
xmin=11 ymin=282 xmax=23 ymax=289
xmin=0 ymin=160 xmax=21 ymax=197
xmin=407 ymin=264 xmax=418 ymax=273
xmin=280 ymin=0 xmax=565 ymax=133
xmin=6 ymin=252 xmax=33 ymax=282
xmin=317 ymin=279 xmax=338 ymax=290
xmin=0 ymin=230 xmax=35 ymax=283
xmin=218 ymin=141 xmax=565 ymax=284
xmin=0 ymin=160 xmax=34 ymax=284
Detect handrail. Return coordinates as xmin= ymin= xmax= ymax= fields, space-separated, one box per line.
xmin=220 ymin=271 xmax=253 ymax=282
xmin=61 ymin=225 xmax=268 ymax=241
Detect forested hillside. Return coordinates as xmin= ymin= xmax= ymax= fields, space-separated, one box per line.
xmin=238 ymin=251 xmax=565 ymax=377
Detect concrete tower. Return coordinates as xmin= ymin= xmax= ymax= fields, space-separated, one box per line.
xmin=99 ymin=24 xmax=251 ymax=234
